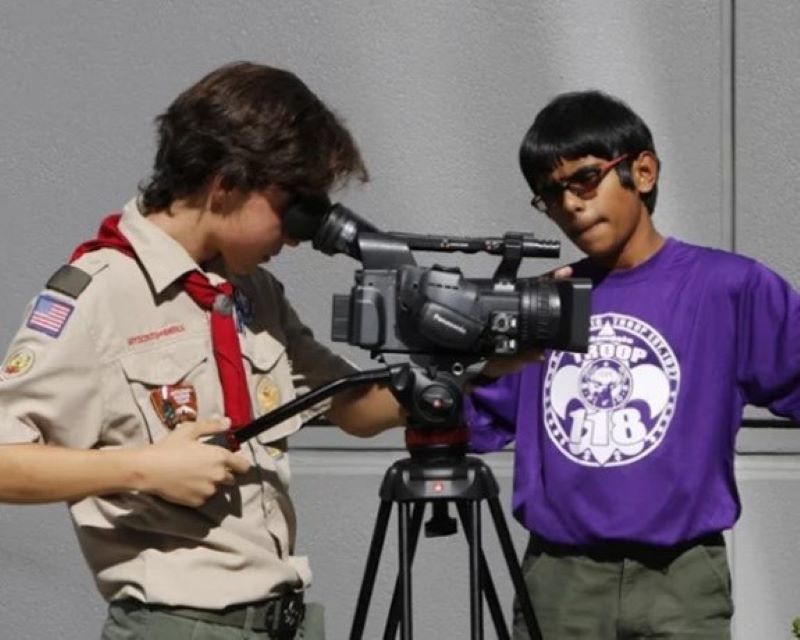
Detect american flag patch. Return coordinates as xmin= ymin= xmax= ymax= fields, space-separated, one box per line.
xmin=26 ymin=295 xmax=74 ymax=338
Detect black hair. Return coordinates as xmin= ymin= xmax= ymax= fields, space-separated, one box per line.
xmin=139 ymin=62 xmax=367 ymax=214
xmin=519 ymin=90 xmax=659 ymax=214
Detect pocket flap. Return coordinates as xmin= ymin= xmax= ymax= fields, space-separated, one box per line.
xmin=241 ymin=328 xmax=286 ymax=373
xmin=121 ymin=340 xmax=208 ymax=385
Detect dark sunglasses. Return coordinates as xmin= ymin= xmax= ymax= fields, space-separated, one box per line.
xmin=531 ymin=154 xmax=629 ymax=213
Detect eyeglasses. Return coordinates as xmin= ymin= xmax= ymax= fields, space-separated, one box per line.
xmin=531 ymin=154 xmax=629 ymax=213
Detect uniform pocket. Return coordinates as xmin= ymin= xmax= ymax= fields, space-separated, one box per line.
xmin=241 ymin=328 xmax=301 ymax=445
xmin=120 ymin=338 xmax=210 ymax=442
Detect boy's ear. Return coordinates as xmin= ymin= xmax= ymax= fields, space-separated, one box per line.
xmin=632 ymin=151 xmax=658 ymax=195
xmin=208 ymin=174 xmax=238 ymax=214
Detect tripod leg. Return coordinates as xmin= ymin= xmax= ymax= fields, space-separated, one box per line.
xmin=468 ymin=499 xmax=484 ymax=639
xmin=384 ymin=502 xmax=426 ymax=640
xmin=398 ymin=501 xmax=414 ymax=640
xmin=350 ymin=499 xmax=394 ymax=640
xmin=456 ymin=501 xmax=509 ymax=640
xmin=486 ymin=496 xmax=542 ymax=640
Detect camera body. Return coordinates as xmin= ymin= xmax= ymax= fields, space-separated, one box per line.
xmin=334 ymin=262 xmax=591 ymax=356
xmin=308 ymin=205 xmax=591 ymax=357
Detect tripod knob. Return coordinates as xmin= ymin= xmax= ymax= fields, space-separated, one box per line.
xmin=420 ymin=384 xmax=457 ymax=418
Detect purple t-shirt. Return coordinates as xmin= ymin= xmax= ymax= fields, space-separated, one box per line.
xmin=465 ymin=237 xmax=800 ymax=546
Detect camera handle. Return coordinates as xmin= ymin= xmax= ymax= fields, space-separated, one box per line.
xmin=206 ymin=365 xmax=408 ymax=450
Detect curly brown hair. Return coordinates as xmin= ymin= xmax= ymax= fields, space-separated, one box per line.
xmin=139 ymin=62 xmax=367 ymax=213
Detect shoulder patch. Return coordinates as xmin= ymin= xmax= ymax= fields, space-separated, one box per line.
xmin=26 ymin=294 xmax=74 ymax=338
xmin=1 ymin=347 xmax=36 ymax=379
xmin=46 ymin=264 xmax=92 ymax=299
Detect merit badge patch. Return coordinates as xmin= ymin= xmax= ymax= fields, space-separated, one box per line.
xmin=149 ymin=384 xmax=198 ymax=430
xmin=265 ymin=446 xmax=285 ymax=460
xmin=26 ymin=295 xmax=74 ymax=338
xmin=1 ymin=347 xmax=36 ymax=379
xmin=256 ymin=375 xmax=282 ymax=414
xmin=265 ymin=437 xmax=287 ymax=460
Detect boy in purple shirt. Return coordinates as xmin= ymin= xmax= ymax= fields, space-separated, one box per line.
xmin=465 ymin=90 xmax=800 ymax=639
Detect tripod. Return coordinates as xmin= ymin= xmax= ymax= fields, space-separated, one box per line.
xmin=349 ymin=450 xmax=540 ymax=640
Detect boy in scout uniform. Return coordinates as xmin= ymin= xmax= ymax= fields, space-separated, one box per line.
xmin=0 ymin=62 xmax=404 ymax=640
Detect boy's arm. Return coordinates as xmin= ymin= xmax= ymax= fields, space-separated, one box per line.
xmin=0 ymin=420 xmax=249 ymax=506
xmin=0 ymin=293 xmax=250 ymax=506
xmin=327 ymin=385 xmax=405 ymax=437
xmin=737 ymin=262 xmax=800 ymax=417
xmin=463 ymin=370 xmax=524 ymax=452
xmin=327 ymin=351 xmax=545 ymax=439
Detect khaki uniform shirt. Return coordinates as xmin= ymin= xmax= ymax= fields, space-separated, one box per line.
xmin=0 ymin=199 xmax=356 ymax=608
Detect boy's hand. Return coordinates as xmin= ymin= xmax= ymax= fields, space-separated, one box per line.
xmin=473 ymin=264 xmax=574 ymax=382
xmin=135 ymin=418 xmax=251 ymax=507
xmin=549 ymin=265 xmax=573 ymax=279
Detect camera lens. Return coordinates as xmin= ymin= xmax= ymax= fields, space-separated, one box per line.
xmin=518 ymin=279 xmax=562 ymax=348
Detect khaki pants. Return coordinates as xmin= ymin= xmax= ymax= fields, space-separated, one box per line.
xmin=513 ymin=535 xmax=733 ymax=640
xmin=101 ymin=600 xmax=325 ymax=640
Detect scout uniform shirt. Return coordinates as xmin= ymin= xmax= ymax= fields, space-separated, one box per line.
xmin=0 ymin=199 xmax=356 ymax=608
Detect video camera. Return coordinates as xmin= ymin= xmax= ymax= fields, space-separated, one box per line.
xmin=284 ymin=196 xmax=591 ymax=359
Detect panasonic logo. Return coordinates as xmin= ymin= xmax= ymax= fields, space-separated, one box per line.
xmin=433 ymin=312 xmax=467 ymax=335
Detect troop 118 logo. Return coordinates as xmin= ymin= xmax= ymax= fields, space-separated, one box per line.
xmin=543 ymin=313 xmax=680 ymax=467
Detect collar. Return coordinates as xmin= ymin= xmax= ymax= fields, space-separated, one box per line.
xmin=118 ymin=198 xmax=228 ymax=294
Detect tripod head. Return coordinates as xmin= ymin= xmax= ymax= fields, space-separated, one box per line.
xmin=381 ymin=353 xmax=480 ymax=457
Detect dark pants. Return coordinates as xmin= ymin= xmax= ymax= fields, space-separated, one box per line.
xmin=513 ymin=534 xmax=733 ymax=640
xmin=101 ymin=600 xmax=325 ymax=640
